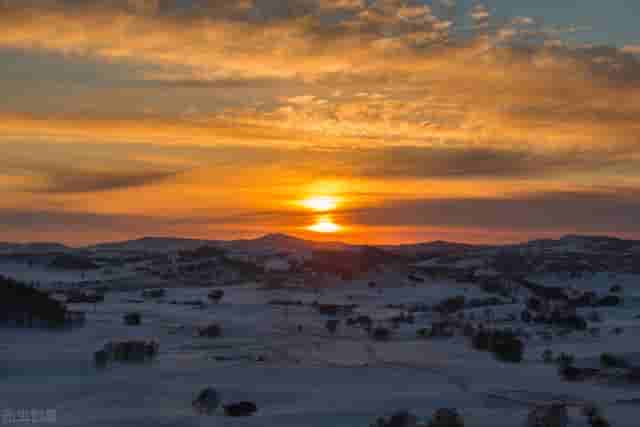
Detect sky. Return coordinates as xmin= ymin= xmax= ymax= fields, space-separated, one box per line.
xmin=0 ymin=0 xmax=639 ymax=245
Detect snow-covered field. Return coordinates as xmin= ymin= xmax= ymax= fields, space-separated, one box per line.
xmin=2 ymin=278 xmax=640 ymax=426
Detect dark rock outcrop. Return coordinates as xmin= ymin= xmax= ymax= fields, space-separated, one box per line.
xmin=0 ymin=275 xmax=71 ymax=328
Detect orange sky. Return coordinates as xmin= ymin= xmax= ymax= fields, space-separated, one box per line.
xmin=1 ymin=1 xmax=640 ymax=245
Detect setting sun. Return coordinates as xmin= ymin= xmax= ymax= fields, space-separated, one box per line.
xmin=301 ymin=196 xmax=339 ymax=212
xmin=308 ymin=216 xmax=341 ymax=233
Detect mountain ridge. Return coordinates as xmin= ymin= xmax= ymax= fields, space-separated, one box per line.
xmin=1 ymin=232 xmax=639 ymax=255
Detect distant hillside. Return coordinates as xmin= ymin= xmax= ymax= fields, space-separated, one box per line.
xmin=383 ymin=241 xmax=480 ymax=258
xmin=87 ymin=237 xmax=217 ymax=253
xmin=0 ymin=242 xmax=70 ymax=254
xmin=49 ymin=254 xmax=99 ymax=270
xmin=505 ymin=234 xmax=640 ymax=254
xmin=221 ymin=233 xmax=355 ymax=255
xmin=0 ymin=233 xmax=638 ymax=261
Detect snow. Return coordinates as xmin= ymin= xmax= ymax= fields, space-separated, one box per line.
xmin=532 ymin=272 xmax=637 ymax=293
xmin=0 ymin=260 xmax=135 ymax=287
xmin=2 ymin=277 xmax=640 ymax=426
xmin=264 ymin=258 xmax=291 ymax=273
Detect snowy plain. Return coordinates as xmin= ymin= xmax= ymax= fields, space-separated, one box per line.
xmin=2 ymin=275 xmax=640 ymax=427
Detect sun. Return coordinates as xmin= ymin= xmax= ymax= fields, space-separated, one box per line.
xmin=308 ymin=216 xmax=341 ymax=233
xmin=301 ymin=195 xmax=339 ymax=212
xmin=300 ymin=195 xmax=343 ymax=233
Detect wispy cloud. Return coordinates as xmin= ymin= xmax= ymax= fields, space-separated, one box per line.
xmin=30 ymin=169 xmax=180 ymax=194
xmin=339 ymin=188 xmax=640 ymax=233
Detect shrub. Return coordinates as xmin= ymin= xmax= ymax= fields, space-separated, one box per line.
xmin=471 ymin=329 xmax=523 ymax=363
xmin=567 ymin=315 xmax=588 ymax=331
xmin=142 ymin=288 xmax=165 ymax=298
xmin=588 ymin=311 xmax=602 ymax=322
xmin=124 ymin=312 xmax=141 ymax=326
xmin=417 ymin=328 xmax=430 ymax=338
xmin=390 ymin=313 xmax=415 ymax=325
xmin=353 ymin=315 xmax=373 ymax=331
xmin=0 ymin=275 xmax=69 ymax=328
xmin=428 ymin=408 xmax=464 ymax=427
xmin=596 ymin=295 xmax=621 ymax=307
xmin=609 ymin=284 xmax=622 ymax=293
xmin=542 ymin=349 xmax=554 ymax=364
xmin=627 ymin=368 xmax=640 ymax=383
xmin=66 ymin=291 xmax=104 ymax=304
xmin=102 ymin=340 xmax=159 ymax=363
xmin=325 ymin=319 xmax=339 ymax=335
xmin=556 ymin=352 xmax=575 ymax=368
xmin=581 ymin=403 xmax=600 ymax=419
xmin=582 ymin=404 xmax=610 ymax=427
xmin=94 ymin=349 xmax=109 ymax=367
xmin=526 ymin=404 xmax=568 ymax=427
xmin=223 ymin=401 xmax=257 ymax=417
xmin=558 ymin=365 xmax=582 ymax=381
xmin=371 ymin=411 xmax=418 ymax=427
xmin=462 ymin=323 xmax=475 ymax=337
xmin=490 ymin=330 xmax=523 ymax=363
xmin=208 ymin=290 xmax=224 ymax=303
xmin=471 ymin=330 xmax=491 ymax=351
xmin=435 ymin=296 xmax=466 ymax=314
xmin=589 ymin=415 xmax=611 ymax=427
xmin=315 ymin=303 xmax=357 ymax=316
xmin=600 ymin=353 xmax=627 ymax=368
xmin=192 ymin=387 xmax=220 ymax=415
xmin=372 ymin=327 xmax=391 ymax=341
xmin=198 ymin=323 xmax=222 ymax=338
xmin=430 ymin=321 xmax=454 ymax=338
xmin=527 ymin=297 xmax=542 ymax=312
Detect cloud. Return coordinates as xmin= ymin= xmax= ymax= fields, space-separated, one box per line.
xmin=31 ymin=169 xmax=180 ymax=194
xmin=0 ymin=208 xmax=215 ymax=244
xmin=470 ymin=3 xmax=489 ymax=23
xmin=4 ymin=186 xmax=640 ymax=244
xmin=622 ymin=44 xmax=640 ymax=55
xmin=126 ymin=0 xmax=160 ymax=15
xmin=0 ymin=209 xmax=153 ymax=230
xmin=0 ymin=3 xmax=638 ymax=142
xmin=0 ymin=113 xmax=303 ymax=147
xmin=0 ymin=141 xmax=183 ymax=193
xmin=1 ymin=0 xmax=640 ymax=242
xmin=340 ymin=188 xmax=640 ymax=233
xmin=0 ymin=1 xmax=452 ymax=79
xmin=341 ymin=145 xmax=637 ymax=179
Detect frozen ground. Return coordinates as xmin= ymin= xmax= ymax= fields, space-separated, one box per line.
xmin=2 ymin=280 xmax=640 ymax=426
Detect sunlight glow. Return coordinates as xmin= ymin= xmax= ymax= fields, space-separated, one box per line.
xmin=301 ymin=196 xmax=339 ymax=212
xmin=308 ymin=216 xmax=341 ymax=233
